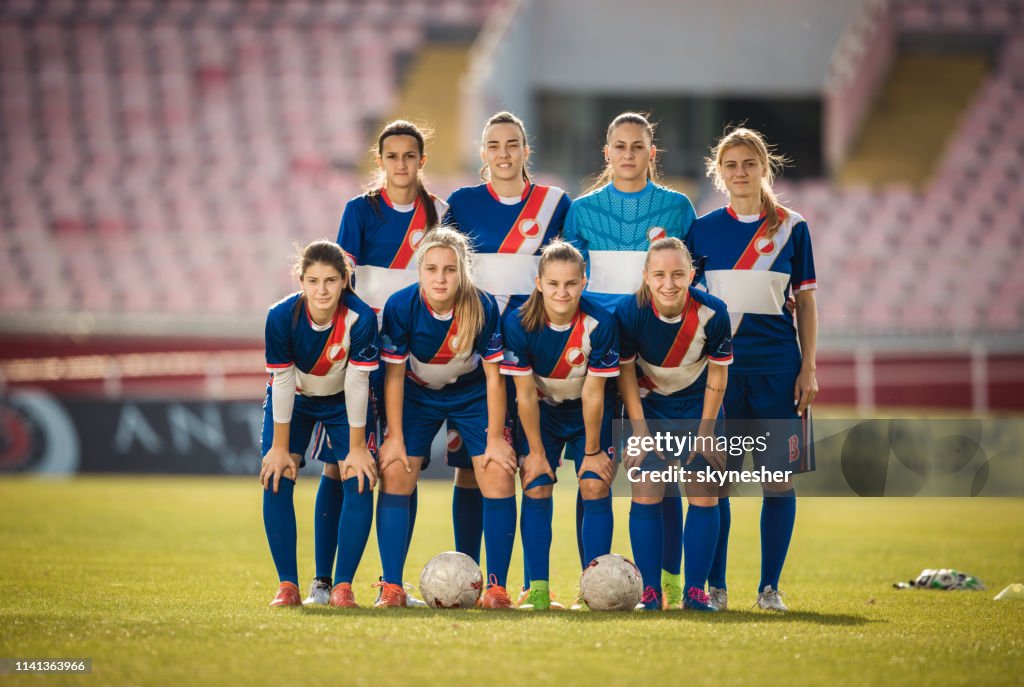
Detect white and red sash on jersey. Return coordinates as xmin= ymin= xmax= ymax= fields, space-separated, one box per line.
xmin=705 ymin=208 xmax=800 ymax=333
xmin=530 ymin=311 xmax=596 ymax=405
xmin=472 ymin=184 xmax=565 ymax=300
xmin=635 ymin=299 xmax=724 ymax=397
xmin=353 ymin=192 xmax=448 ymax=313
xmin=290 ymin=305 xmax=372 ymax=396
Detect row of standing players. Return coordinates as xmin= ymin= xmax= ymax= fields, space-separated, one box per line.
xmin=258 ymin=111 xmax=819 ymax=612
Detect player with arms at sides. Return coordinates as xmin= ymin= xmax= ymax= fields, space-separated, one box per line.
xmin=563 ymin=112 xmax=696 ymax=608
xmin=617 ymin=238 xmax=732 ymax=611
xmin=689 ymin=127 xmax=818 ymax=612
xmin=321 ymin=120 xmax=448 ymax=606
xmin=374 ymin=228 xmax=519 ymax=609
xmin=260 ymin=240 xmax=380 ymax=608
xmin=443 ymin=111 xmax=571 ymax=600
xmin=500 ymin=241 xmax=619 ymax=610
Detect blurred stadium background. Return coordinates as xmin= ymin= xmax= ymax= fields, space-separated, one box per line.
xmin=1 ymin=0 xmax=1022 ymax=475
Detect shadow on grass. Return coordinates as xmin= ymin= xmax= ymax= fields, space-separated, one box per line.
xmin=298 ymin=606 xmax=875 ymax=626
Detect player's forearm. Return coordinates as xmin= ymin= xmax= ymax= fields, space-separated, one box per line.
xmin=581 ymin=375 xmax=605 ymax=453
xmin=383 ymin=363 xmax=406 ymax=441
xmin=484 ymin=363 xmax=507 ymax=439
xmin=701 ymin=364 xmax=727 ymax=424
xmin=795 ymin=291 xmax=818 ymax=370
xmin=271 ymin=421 xmax=291 ymax=451
xmin=348 ymin=424 xmax=366 ymax=452
xmin=515 ymin=381 xmax=544 ymax=454
xmin=617 ymin=362 xmax=645 ymax=422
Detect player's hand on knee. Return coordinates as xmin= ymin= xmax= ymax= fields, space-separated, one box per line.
xmin=483 ymin=435 xmax=517 ymax=475
xmin=579 ymin=451 xmax=613 ymax=486
xmin=794 ymin=366 xmax=819 ymax=416
xmin=378 ymin=437 xmax=410 ymax=474
xmin=260 ymin=447 xmax=298 ymax=494
xmin=343 ymin=446 xmax=378 ymax=493
xmin=689 ymin=424 xmax=726 ymax=471
xmin=520 ymin=450 xmax=554 ymax=488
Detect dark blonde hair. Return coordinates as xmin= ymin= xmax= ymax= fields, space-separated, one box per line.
xmin=705 ymin=126 xmax=790 ymax=239
xmin=585 ymin=112 xmax=661 ymax=194
xmin=415 ymin=227 xmax=483 ymax=355
xmin=368 ymin=119 xmax=439 ymax=227
xmin=518 ymin=241 xmax=586 ymax=332
xmin=479 ymin=111 xmax=531 ymax=184
xmin=635 ymin=237 xmax=693 ymax=309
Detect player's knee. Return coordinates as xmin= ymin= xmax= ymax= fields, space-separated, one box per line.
xmin=322 ymin=463 xmax=342 ymax=480
xmin=523 ymin=484 xmax=554 ymax=499
xmin=454 ymin=467 xmax=479 ymax=489
xmin=380 ymin=463 xmax=417 ymax=495
xmin=474 ymin=468 xmax=515 ymax=499
xmin=578 ymin=478 xmax=609 ymax=500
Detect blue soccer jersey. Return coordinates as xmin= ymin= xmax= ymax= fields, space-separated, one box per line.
xmin=380 ymin=284 xmax=504 ymax=394
xmin=617 ymin=287 xmax=732 ymax=401
xmin=688 ymin=206 xmax=816 ymax=374
xmin=265 ymin=291 xmax=380 ymax=398
xmin=499 ymin=294 xmax=620 ymax=404
xmin=562 ymin=181 xmax=695 ymax=305
xmin=336 ymin=190 xmax=450 ymax=314
xmin=444 ymin=182 xmax=570 ymax=314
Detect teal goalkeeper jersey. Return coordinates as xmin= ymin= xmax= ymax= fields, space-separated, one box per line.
xmin=562 ymin=181 xmax=695 ymax=307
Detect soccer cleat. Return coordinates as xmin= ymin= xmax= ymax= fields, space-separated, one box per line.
xmin=682 ymin=587 xmax=718 ymax=612
xmin=372 ymin=581 xmax=407 ymax=608
xmin=480 ymin=576 xmax=516 ymax=610
xmin=329 ymin=582 xmax=358 ymax=608
xmin=269 ymin=581 xmax=302 ymax=607
xmin=707 ymin=586 xmax=728 ymax=611
xmin=569 ymin=590 xmax=589 ymax=611
xmin=755 ymin=585 xmax=788 ymax=612
xmin=634 ymin=586 xmax=663 ymax=611
xmin=662 ymin=572 xmax=683 ymax=610
xmin=517 ymin=586 xmax=565 ymax=611
xmin=303 ymin=578 xmax=331 ymax=606
xmin=403 ymin=582 xmax=428 ymax=608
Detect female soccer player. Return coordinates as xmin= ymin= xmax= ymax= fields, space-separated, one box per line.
xmin=260 ymin=239 xmax=380 ymax=608
xmin=316 ymin=120 xmax=447 ymax=607
xmin=689 ymin=127 xmax=819 ymax=612
xmin=617 ymin=238 xmax=732 ymax=611
xmin=374 ymin=227 xmax=519 ymax=609
xmin=563 ymin=112 xmax=697 ymax=608
xmin=500 ymin=241 xmax=619 ymax=610
xmin=442 ymin=112 xmax=570 ymax=588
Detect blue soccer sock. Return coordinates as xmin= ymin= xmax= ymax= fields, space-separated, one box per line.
xmin=581 ymin=493 xmax=614 ymax=567
xmin=262 ymin=477 xmax=298 ymax=585
xmin=629 ymin=501 xmax=663 ymax=598
xmin=708 ymin=497 xmax=731 ymax=589
xmin=313 ymin=474 xmax=344 ymax=579
xmin=521 ymin=494 xmax=552 ymax=583
xmin=661 ymin=484 xmax=683 ymax=576
xmin=575 ymin=487 xmax=586 ymax=569
xmin=408 ymin=485 xmax=419 ymax=549
xmin=482 ymin=495 xmax=516 ymax=588
xmin=683 ymin=503 xmax=720 ymax=593
xmin=334 ymin=477 xmax=374 ymax=585
xmin=376 ymin=493 xmax=411 ymax=586
xmin=452 ymin=485 xmax=483 ymax=564
xmin=759 ymin=490 xmax=796 ymax=592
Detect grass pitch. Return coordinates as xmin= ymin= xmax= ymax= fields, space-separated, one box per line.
xmin=0 ymin=477 xmax=1021 ymax=687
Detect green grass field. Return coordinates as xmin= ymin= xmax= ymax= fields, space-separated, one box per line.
xmin=0 ymin=477 xmax=1021 ymax=686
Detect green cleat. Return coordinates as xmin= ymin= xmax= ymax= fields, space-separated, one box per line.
xmin=662 ymin=571 xmax=683 ymax=610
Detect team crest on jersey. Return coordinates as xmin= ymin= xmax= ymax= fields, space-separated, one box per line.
xmin=447 ymin=429 xmax=463 ymax=452
xmin=410 ymin=230 xmax=425 ymax=249
xmin=647 ymin=226 xmax=667 ymax=242
xmin=565 ymin=347 xmax=586 ymax=367
xmin=755 ymin=237 xmax=776 ymax=256
xmin=518 ymin=219 xmax=541 ymax=238
xmin=327 ymin=344 xmax=347 ymax=361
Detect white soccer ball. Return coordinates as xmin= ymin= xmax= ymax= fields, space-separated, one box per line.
xmin=419 ymin=551 xmax=483 ymax=609
xmin=580 ymin=553 xmax=644 ymax=611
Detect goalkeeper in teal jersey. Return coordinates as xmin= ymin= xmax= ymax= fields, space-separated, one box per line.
xmin=562 ymin=112 xmax=696 ymax=609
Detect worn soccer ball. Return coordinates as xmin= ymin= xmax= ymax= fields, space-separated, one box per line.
xmin=419 ymin=551 xmax=483 ymax=609
xmin=580 ymin=554 xmax=644 ymax=611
